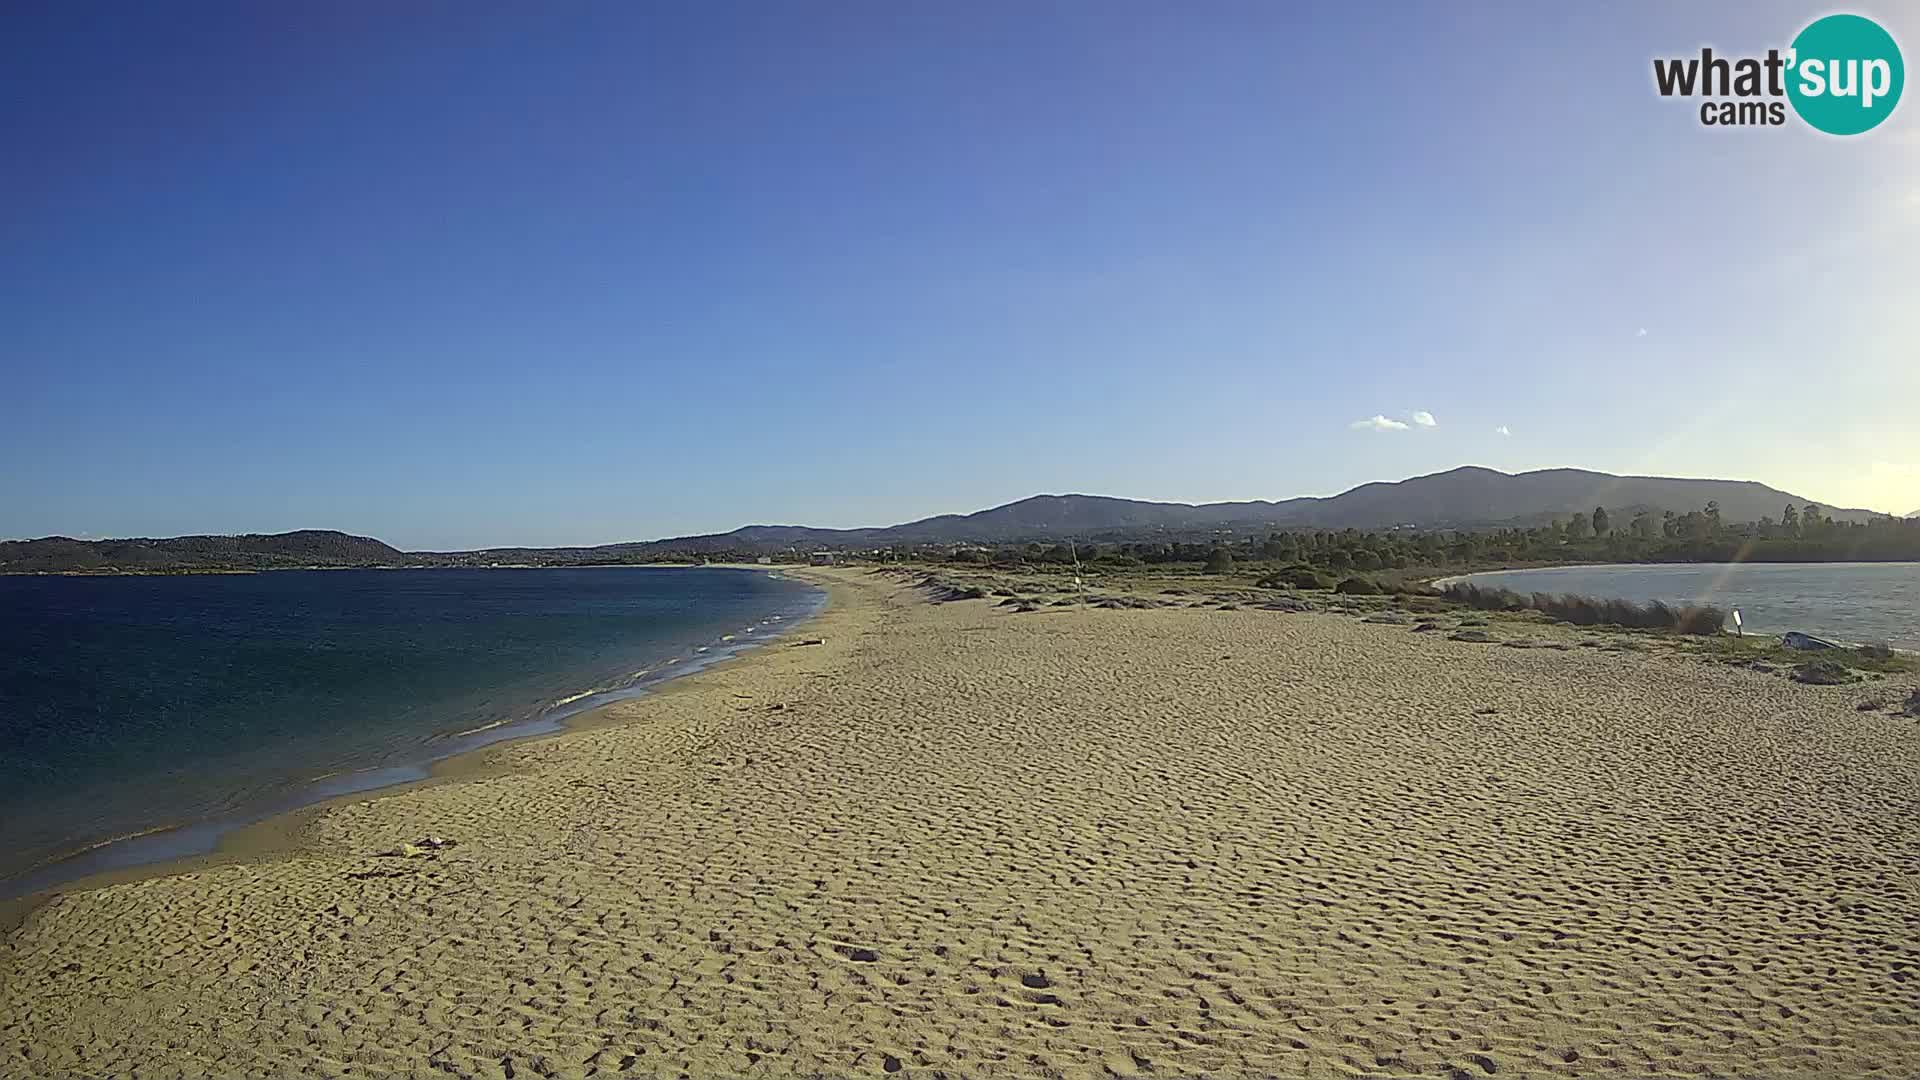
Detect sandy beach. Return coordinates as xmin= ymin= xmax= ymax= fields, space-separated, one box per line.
xmin=3 ymin=566 xmax=1917 ymax=1078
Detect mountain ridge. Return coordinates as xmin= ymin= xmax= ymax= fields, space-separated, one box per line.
xmin=0 ymin=466 xmax=1886 ymax=572
xmin=690 ymin=465 xmax=1877 ymax=548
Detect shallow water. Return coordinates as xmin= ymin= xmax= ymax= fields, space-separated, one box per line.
xmin=1449 ymin=562 xmax=1919 ymax=648
xmin=0 ymin=566 xmax=822 ymax=893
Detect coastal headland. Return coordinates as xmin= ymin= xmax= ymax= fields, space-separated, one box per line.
xmin=3 ymin=567 xmax=1916 ymax=1078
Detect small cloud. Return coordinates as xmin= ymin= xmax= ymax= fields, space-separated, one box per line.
xmin=1350 ymin=414 xmax=1410 ymax=432
xmin=1411 ymin=410 xmax=1437 ymax=428
xmin=1636 ymin=328 xmax=1648 ymax=338
xmin=1494 ymin=425 xmax=1511 ymax=437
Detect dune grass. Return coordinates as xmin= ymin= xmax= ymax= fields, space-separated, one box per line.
xmin=1440 ymin=582 xmax=1726 ymax=635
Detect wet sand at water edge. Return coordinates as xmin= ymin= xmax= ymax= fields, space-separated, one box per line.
xmin=3 ymin=566 xmax=1917 ymax=1078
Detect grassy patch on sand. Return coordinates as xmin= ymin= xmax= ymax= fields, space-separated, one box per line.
xmin=872 ymin=561 xmax=1918 ymax=689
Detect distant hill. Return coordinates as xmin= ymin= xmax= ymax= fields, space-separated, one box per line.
xmin=0 ymin=530 xmax=404 ymax=574
xmin=1214 ymin=465 xmax=1879 ymax=532
xmin=582 ymin=466 xmax=1877 ymax=554
xmin=3 ymin=467 xmax=1883 ymax=572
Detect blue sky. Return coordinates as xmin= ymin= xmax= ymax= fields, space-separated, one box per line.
xmin=5 ymin=2 xmax=1917 ymax=548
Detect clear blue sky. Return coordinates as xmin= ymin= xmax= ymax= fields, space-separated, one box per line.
xmin=5 ymin=2 xmax=1917 ymax=548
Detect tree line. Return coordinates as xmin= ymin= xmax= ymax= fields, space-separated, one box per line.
xmin=935 ymin=503 xmax=1920 ymax=573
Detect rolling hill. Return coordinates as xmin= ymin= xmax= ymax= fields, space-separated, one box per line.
xmin=2 ymin=467 xmax=1882 ymax=571
xmin=622 ymin=466 xmax=1876 ymax=551
xmin=432 ymin=466 xmax=1880 ymax=561
xmin=0 ymin=530 xmax=405 ymax=574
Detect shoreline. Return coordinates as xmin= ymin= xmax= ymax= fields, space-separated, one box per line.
xmin=1 ymin=561 xmax=782 ymax=578
xmin=0 ymin=566 xmax=842 ymax=934
xmin=1439 ymin=556 xmax=1920 ymax=581
xmin=6 ymin=568 xmax=1916 ymax=1075
xmin=1439 ymin=561 xmax=1919 ymax=649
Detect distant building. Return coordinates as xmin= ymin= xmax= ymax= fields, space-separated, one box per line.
xmin=756 ymin=556 xmax=773 ymax=565
xmin=808 ymin=551 xmax=837 ymax=566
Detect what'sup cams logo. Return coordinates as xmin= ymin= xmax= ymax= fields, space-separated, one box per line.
xmin=1654 ymin=13 xmax=1903 ymax=134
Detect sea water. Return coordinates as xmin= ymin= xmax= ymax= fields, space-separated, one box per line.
xmin=0 ymin=566 xmax=822 ymax=895
xmin=1450 ymin=562 xmax=1918 ymax=649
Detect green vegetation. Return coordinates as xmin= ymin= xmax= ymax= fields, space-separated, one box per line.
xmin=1439 ymin=582 xmax=1726 ymax=635
xmin=0 ymin=531 xmax=405 ymax=574
xmin=1641 ymin=633 xmax=1916 ymax=680
xmin=921 ymin=499 xmax=1920 ymax=581
xmin=892 ymin=545 xmax=1920 ymax=708
xmin=1257 ymin=566 xmax=1334 ymax=590
xmin=885 ymin=559 xmax=1917 ymax=687
xmin=17 ymin=494 xmax=1919 ymax=577
xmin=1791 ymin=660 xmax=1857 ymax=685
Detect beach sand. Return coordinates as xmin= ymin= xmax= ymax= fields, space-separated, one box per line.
xmin=3 ymin=567 xmax=1917 ymax=1078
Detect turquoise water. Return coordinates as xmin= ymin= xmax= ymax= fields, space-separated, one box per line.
xmin=0 ymin=567 xmax=822 ymax=895
xmin=1450 ymin=562 xmax=1919 ymax=649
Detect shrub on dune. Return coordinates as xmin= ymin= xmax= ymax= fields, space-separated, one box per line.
xmin=1439 ymin=582 xmax=1724 ymax=635
xmin=1668 ymin=605 xmax=1727 ymax=635
xmin=1259 ymin=566 xmax=1334 ymax=590
xmin=1790 ymin=660 xmax=1856 ymax=685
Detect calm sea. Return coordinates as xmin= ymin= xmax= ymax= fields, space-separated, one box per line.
xmin=1451 ymin=562 xmax=1919 ymax=649
xmin=0 ymin=567 xmax=822 ymax=896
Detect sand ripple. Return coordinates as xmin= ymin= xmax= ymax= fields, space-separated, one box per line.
xmin=3 ymin=570 xmax=1917 ymax=1078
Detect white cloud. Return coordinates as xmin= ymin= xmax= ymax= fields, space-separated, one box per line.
xmin=1350 ymin=414 xmax=1410 ymax=432
xmin=1494 ymin=425 xmax=1511 ymax=437
xmin=1636 ymin=327 xmax=1648 ymax=337
xmin=1411 ymin=410 xmax=1437 ymax=428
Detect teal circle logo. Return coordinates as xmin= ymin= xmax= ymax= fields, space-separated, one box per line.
xmin=1787 ymin=14 xmax=1904 ymax=135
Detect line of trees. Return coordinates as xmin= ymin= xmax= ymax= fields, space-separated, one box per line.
xmin=935 ymin=503 xmax=1920 ymax=572
xmin=1515 ymin=500 xmax=1920 ymax=564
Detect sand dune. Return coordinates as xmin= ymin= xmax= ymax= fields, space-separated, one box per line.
xmin=3 ymin=568 xmax=1917 ymax=1078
